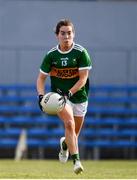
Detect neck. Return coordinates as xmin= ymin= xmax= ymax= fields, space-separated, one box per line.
xmin=59 ymin=43 xmax=73 ymax=52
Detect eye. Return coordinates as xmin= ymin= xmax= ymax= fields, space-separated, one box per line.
xmin=67 ymin=31 xmax=71 ymax=35
xmin=61 ymin=32 xmax=65 ymax=36
xmin=60 ymin=31 xmax=72 ymax=36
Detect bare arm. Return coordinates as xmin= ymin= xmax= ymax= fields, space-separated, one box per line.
xmin=70 ymin=69 xmax=89 ymax=95
xmin=36 ymin=72 xmax=48 ymax=95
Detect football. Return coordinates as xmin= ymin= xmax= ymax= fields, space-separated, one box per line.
xmin=41 ymin=92 xmax=65 ymax=115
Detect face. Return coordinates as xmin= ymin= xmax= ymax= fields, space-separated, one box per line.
xmin=56 ymin=25 xmax=75 ymax=51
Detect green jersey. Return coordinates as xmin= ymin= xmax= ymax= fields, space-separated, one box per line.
xmin=40 ymin=43 xmax=92 ymax=103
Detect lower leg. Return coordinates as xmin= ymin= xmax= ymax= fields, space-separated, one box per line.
xmin=63 ymin=116 xmax=84 ymax=162
xmin=64 ymin=121 xmax=78 ymax=155
xmin=58 ymin=104 xmax=83 ymax=173
xmin=62 ymin=134 xmax=80 ymax=163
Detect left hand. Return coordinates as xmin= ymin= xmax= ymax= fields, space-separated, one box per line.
xmin=57 ymin=89 xmax=73 ymax=99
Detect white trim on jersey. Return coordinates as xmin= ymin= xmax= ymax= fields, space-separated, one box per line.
xmin=79 ymin=66 xmax=92 ymax=70
xmin=47 ymin=47 xmax=57 ymax=54
xmin=74 ymin=44 xmax=84 ymax=52
xmin=40 ymin=69 xmax=49 ymax=75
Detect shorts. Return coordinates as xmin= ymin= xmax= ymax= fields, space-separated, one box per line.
xmin=67 ymin=100 xmax=88 ymax=117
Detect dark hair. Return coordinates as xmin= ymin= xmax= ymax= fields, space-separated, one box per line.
xmin=54 ymin=19 xmax=75 ymax=35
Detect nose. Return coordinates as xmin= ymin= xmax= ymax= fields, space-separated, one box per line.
xmin=64 ymin=33 xmax=69 ymax=38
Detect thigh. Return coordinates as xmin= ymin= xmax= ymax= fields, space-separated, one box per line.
xmin=74 ymin=116 xmax=85 ymax=136
xmin=57 ymin=103 xmax=74 ymax=123
xmin=72 ymin=102 xmax=88 ymax=136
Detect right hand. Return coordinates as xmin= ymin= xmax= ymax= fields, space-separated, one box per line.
xmin=38 ymin=94 xmax=44 ymax=111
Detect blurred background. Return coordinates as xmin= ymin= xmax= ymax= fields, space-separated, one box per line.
xmin=0 ymin=0 xmax=137 ymax=160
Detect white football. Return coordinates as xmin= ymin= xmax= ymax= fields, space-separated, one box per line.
xmin=41 ymin=92 xmax=65 ymax=115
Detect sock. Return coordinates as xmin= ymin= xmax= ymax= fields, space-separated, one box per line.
xmin=71 ymin=153 xmax=80 ymax=164
xmin=62 ymin=140 xmax=68 ymax=150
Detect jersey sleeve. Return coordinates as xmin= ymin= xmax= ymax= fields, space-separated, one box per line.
xmin=40 ymin=53 xmax=52 ymax=74
xmin=78 ymin=49 xmax=92 ymax=70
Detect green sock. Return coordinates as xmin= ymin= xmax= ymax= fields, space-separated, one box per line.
xmin=62 ymin=140 xmax=68 ymax=150
xmin=71 ymin=153 xmax=80 ymax=164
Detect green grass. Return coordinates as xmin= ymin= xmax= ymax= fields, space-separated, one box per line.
xmin=0 ymin=160 xmax=137 ymax=179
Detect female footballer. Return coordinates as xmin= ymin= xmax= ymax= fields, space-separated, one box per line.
xmin=36 ymin=19 xmax=92 ymax=174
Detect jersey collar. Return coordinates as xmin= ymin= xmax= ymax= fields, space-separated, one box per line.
xmin=57 ymin=42 xmax=75 ymax=54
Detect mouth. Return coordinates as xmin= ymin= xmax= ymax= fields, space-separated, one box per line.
xmin=64 ymin=40 xmax=70 ymax=43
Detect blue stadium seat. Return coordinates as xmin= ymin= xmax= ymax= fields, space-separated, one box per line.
xmin=0 ymin=139 xmax=18 ymax=147
xmin=91 ymin=85 xmax=137 ymax=93
xmin=89 ymin=96 xmax=137 ymax=104
xmin=80 ymin=140 xmax=137 ymax=148
xmin=27 ymin=138 xmax=58 ymax=148
xmin=0 ymin=95 xmax=36 ymax=103
xmin=88 ymin=106 xmax=137 ymax=115
xmin=84 ymin=118 xmax=137 ymax=126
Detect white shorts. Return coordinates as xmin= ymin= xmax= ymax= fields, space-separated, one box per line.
xmin=67 ymin=100 xmax=88 ymax=117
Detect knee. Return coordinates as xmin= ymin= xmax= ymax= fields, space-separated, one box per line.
xmin=65 ymin=120 xmax=75 ymax=132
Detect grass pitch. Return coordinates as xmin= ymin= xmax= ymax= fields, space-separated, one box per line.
xmin=0 ymin=159 xmax=137 ymax=179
